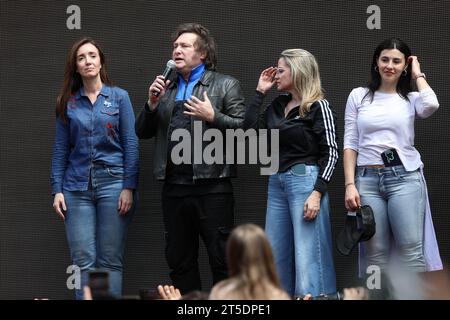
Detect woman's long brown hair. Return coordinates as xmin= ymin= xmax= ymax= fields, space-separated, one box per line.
xmin=56 ymin=37 xmax=111 ymax=122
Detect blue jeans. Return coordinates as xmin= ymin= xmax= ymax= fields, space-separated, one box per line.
xmin=265 ymin=165 xmax=336 ymax=297
xmin=63 ymin=164 xmax=134 ymax=299
xmin=356 ymin=165 xmax=426 ymax=272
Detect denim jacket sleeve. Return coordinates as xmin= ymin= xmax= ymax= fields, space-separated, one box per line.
xmin=50 ymin=117 xmax=70 ymax=194
xmin=119 ymin=90 xmax=139 ymax=189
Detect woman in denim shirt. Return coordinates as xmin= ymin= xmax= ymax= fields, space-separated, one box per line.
xmin=51 ymin=38 xmax=139 ymax=299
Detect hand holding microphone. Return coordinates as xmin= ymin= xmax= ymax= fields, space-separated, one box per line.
xmin=148 ymin=59 xmax=176 ymax=109
xmin=151 ymin=59 xmax=176 ymax=96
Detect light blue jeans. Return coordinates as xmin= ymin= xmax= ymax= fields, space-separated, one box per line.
xmin=63 ymin=164 xmax=134 ymax=299
xmin=356 ymin=165 xmax=426 ymax=272
xmin=265 ymin=164 xmax=336 ymax=297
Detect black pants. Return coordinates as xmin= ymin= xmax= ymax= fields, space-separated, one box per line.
xmin=161 ymin=190 xmax=234 ymax=294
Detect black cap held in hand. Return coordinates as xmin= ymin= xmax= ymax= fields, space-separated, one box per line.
xmin=336 ymin=205 xmax=376 ymax=256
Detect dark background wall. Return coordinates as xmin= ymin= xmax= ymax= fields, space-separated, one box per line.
xmin=1 ymin=0 xmax=449 ymax=299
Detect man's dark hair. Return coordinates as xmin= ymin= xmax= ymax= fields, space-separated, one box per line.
xmin=172 ymin=23 xmax=218 ymax=70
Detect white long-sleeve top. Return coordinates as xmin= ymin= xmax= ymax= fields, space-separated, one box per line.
xmin=344 ymin=87 xmax=439 ymax=170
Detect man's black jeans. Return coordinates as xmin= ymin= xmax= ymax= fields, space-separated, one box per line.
xmin=162 ymin=189 xmax=234 ymax=294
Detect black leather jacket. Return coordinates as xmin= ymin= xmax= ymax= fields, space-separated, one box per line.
xmin=135 ymin=69 xmax=245 ymax=181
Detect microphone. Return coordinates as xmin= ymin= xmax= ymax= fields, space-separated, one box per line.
xmin=152 ymin=59 xmax=176 ymax=97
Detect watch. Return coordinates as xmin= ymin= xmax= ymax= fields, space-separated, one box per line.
xmin=414 ymin=73 xmax=426 ymax=80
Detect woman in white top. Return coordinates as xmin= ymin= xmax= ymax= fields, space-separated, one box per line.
xmin=343 ymin=38 xmax=442 ymax=274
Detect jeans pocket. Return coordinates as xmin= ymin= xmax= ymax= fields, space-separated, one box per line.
xmin=106 ymin=166 xmax=124 ymax=178
xmin=399 ymin=170 xmax=421 ymax=182
xmin=290 ymin=163 xmax=307 ymax=176
xmin=357 ymin=167 xmax=366 ymax=177
xmin=100 ymin=107 xmax=119 ymax=116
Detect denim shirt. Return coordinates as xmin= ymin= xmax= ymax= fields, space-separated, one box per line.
xmin=51 ymin=85 xmax=139 ymax=194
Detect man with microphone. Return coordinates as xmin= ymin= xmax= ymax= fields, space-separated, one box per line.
xmin=135 ymin=23 xmax=245 ymax=295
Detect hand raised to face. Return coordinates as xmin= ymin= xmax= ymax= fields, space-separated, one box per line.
xmin=256 ymin=67 xmax=277 ymax=94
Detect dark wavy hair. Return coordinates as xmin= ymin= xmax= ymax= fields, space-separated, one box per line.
xmin=171 ymin=23 xmax=218 ymax=70
xmin=56 ymin=37 xmax=111 ymax=121
xmin=364 ymin=37 xmax=412 ymax=102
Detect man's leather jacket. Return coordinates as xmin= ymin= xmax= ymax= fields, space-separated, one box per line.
xmin=135 ymin=69 xmax=245 ymax=181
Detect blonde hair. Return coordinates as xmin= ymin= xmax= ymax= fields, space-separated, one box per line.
xmin=225 ymin=224 xmax=283 ymax=299
xmin=280 ymin=49 xmax=324 ymax=117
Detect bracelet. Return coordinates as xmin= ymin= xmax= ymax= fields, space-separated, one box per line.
xmin=345 ymin=182 xmax=355 ymax=188
xmin=414 ymin=73 xmax=426 ymax=80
